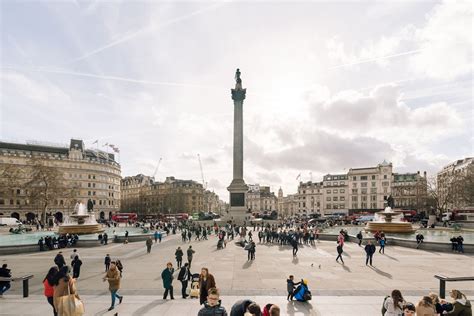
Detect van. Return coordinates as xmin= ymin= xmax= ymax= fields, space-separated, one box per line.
xmin=0 ymin=217 xmax=23 ymax=226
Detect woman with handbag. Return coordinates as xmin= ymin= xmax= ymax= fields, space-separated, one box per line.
xmin=43 ymin=266 xmax=58 ymax=316
xmin=199 ymin=267 xmax=216 ymax=305
xmin=53 ymin=266 xmax=84 ymax=316
xmin=103 ymin=262 xmax=123 ymax=311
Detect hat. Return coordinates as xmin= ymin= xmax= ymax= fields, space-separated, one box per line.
xmin=303 ymin=279 xmax=308 ymax=285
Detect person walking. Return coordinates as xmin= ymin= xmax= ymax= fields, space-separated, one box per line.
xmin=54 ymin=252 xmax=66 ymax=269
xmin=154 ymin=230 xmax=159 ymax=243
xmin=356 ymin=231 xmax=363 ymax=246
xmin=199 ymin=267 xmax=216 ymax=305
xmin=158 ymin=231 xmax=162 ymax=243
xmin=177 ymin=263 xmax=191 ymax=298
xmin=379 ymin=237 xmax=386 ymax=254
xmin=53 ymin=266 xmax=80 ymax=315
xmin=291 ymin=238 xmax=299 ymax=257
xmin=286 ymin=275 xmax=300 ymax=301
xmin=336 ymin=242 xmax=344 ymax=264
xmin=103 ymin=262 xmax=123 ymax=311
xmin=104 ymin=254 xmax=111 ymax=272
xmin=70 ymin=249 xmax=79 ymax=264
xmin=175 ymin=247 xmax=184 ymax=269
xmin=43 ymin=266 xmax=58 ymax=316
xmin=0 ymin=264 xmax=12 ymax=297
xmin=365 ymin=241 xmax=376 ymax=266
xmin=71 ymin=255 xmax=82 ymax=279
xmin=198 ymin=288 xmax=228 ymax=316
xmin=146 ymin=237 xmax=153 ymax=254
xmin=187 ymin=246 xmax=195 ymax=268
xmin=161 ymin=262 xmax=175 ymax=300
xmin=249 ymin=241 xmax=256 ymax=260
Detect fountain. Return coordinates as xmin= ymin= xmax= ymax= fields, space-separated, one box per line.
xmin=58 ymin=202 xmax=104 ymax=235
xmin=366 ymin=206 xmax=416 ymax=233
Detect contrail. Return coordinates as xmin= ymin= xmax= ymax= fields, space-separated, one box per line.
xmin=328 ymin=49 xmax=423 ymax=70
xmin=67 ymin=1 xmax=229 ymax=64
xmin=1 ymin=65 xmax=217 ymax=89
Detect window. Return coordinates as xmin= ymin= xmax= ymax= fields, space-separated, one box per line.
xmin=352 ymin=189 xmax=358 ymax=194
xmin=352 ymin=203 xmax=358 ymax=209
xmin=361 ymin=182 xmax=367 ymax=187
xmin=340 ymin=181 xmax=345 ymax=185
xmin=333 ymin=189 xmax=338 ymax=193
xmin=340 ymin=203 xmax=345 ymax=208
xmin=361 ymin=176 xmax=368 ymax=180
xmin=372 ymin=182 xmax=376 ymax=187
xmin=326 ymin=189 xmax=331 ymax=193
xmin=372 ymin=175 xmax=376 ymax=180
xmin=384 ymin=175 xmax=388 ymax=179
xmin=351 ymin=196 xmax=358 ymax=201
xmin=361 ymin=189 xmax=367 ymax=194
xmin=371 ymin=188 xmax=377 ymax=193
xmin=353 ymin=176 xmax=357 ymax=180
xmin=352 ymin=183 xmax=357 ymax=188
xmin=326 ymin=197 xmax=331 ymax=201
xmin=340 ymin=197 xmax=345 ymax=201
xmin=334 ymin=204 xmax=339 ymax=209
xmin=88 ymin=191 xmax=91 ymax=196
xmin=16 ymin=189 xmax=21 ymax=194
xmin=326 ymin=204 xmax=332 ymax=209
xmin=362 ymin=196 xmax=367 ymax=201
xmin=333 ymin=182 xmax=338 ymax=186
xmin=340 ymin=189 xmax=345 ymax=193
xmin=384 ymin=188 xmax=388 ymax=193
xmin=88 ymin=183 xmax=91 ymax=187
xmin=0 ymin=199 xmax=4 ymax=205
xmin=382 ymin=181 xmax=389 ymax=187
xmin=371 ymin=195 xmax=377 ymax=201
xmin=333 ymin=197 xmax=338 ymax=201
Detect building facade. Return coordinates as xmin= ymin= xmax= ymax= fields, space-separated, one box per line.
xmin=392 ymin=172 xmax=428 ymax=210
xmin=348 ymin=161 xmax=393 ymax=212
xmin=437 ymin=158 xmax=474 ymax=211
xmin=246 ymin=184 xmax=278 ymax=213
xmin=322 ymin=174 xmax=348 ymax=215
xmin=296 ymin=181 xmax=324 ymax=214
xmin=0 ymin=139 xmax=121 ymax=222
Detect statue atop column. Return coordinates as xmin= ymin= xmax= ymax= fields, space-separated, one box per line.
xmin=235 ymin=68 xmax=242 ymax=90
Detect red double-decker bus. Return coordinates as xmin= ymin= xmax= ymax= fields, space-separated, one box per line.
xmin=112 ymin=213 xmax=138 ymax=223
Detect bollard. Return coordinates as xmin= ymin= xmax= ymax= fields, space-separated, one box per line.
xmin=22 ymin=279 xmax=29 ymax=298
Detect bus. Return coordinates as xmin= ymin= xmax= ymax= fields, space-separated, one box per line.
xmin=112 ymin=213 xmax=138 ymax=223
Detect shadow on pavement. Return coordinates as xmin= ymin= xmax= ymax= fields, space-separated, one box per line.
xmin=369 ymin=266 xmax=392 ymax=279
xmin=131 ymin=299 xmax=168 ymax=316
xmin=242 ymin=260 xmax=253 ymax=269
xmin=286 ymin=300 xmax=320 ymax=316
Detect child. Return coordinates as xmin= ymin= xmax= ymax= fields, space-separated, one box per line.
xmin=286 ymin=275 xmax=300 ymax=301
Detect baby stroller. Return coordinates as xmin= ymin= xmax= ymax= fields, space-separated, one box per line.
xmin=293 ymin=280 xmax=312 ymax=302
xmin=189 ymin=273 xmax=200 ymax=298
xmin=217 ymin=238 xmax=224 ymax=250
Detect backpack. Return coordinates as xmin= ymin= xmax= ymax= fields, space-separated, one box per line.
xmin=381 ymin=295 xmax=390 ymax=315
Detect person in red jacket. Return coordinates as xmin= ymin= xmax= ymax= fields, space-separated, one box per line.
xmin=43 ymin=266 xmax=59 ymax=316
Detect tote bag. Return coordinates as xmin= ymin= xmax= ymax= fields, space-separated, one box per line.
xmin=56 ymin=280 xmax=85 ymax=316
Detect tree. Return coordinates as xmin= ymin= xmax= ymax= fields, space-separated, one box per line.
xmin=25 ymin=158 xmax=69 ymax=222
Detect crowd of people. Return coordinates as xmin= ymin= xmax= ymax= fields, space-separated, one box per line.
xmin=38 ymin=234 xmax=79 ymax=251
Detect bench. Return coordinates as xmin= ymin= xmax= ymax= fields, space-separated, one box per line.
xmin=434 ymin=274 xmax=474 ymax=299
xmin=0 ymin=274 xmax=34 ymax=298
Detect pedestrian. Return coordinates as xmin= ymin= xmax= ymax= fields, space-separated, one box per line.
xmin=291 ymin=238 xmax=298 ymax=257
xmin=104 ymin=254 xmax=111 ymax=272
xmin=444 ymin=289 xmax=472 ymax=316
xmin=286 ymin=275 xmax=300 ymax=301
xmin=158 ymin=231 xmax=162 ymax=243
xmin=175 ymin=247 xmax=184 ymax=269
xmin=199 ymin=267 xmax=216 ymax=305
xmin=379 ymin=237 xmax=386 ymax=254
xmin=177 ymin=263 xmax=191 ymax=298
xmin=365 ymin=241 xmax=376 ymax=266
xmin=0 ymin=264 xmax=12 ymax=297
xmin=103 ymin=232 xmax=108 ymax=245
xmin=71 ymin=255 xmax=82 ymax=279
xmin=198 ymin=287 xmax=228 ymax=316
xmin=187 ymin=245 xmax=195 ymax=268
xmin=54 ymin=251 xmax=66 ymax=269
xmin=383 ymin=289 xmax=405 ymax=316
xmin=230 ymin=300 xmax=261 ymax=316
xmin=402 ymin=303 xmax=416 ymax=316
xmin=103 ymin=262 xmax=123 ymax=311
xmin=43 ymin=266 xmax=58 ymax=316
xmin=146 ymin=237 xmax=153 ymax=254
xmin=154 ymin=230 xmax=159 ymax=243
xmin=188 ymin=230 xmax=192 ymax=242
xmin=52 ymin=266 xmax=80 ymax=315
xmin=161 ymin=262 xmax=175 ymax=300
xmin=116 ymin=259 xmax=123 ymax=277
xmin=357 ymin=231 xmax=363 ymax=246
xmin=336 ymin=242 xmax=344 ymax=264
xmin=457 ymin=236 xmax=464 ymax=253
xmin=70 ymin=249 xmax=79 ymax=263
xmin=415 ymin=296 xmax=436 ymax=316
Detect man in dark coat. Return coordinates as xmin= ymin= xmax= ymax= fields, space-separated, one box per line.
xmin=54 ymin=251 xmax=66 ymax=268
xmin=230 ymin=300 xmax=260 ymax=316
xmin=364 ymin=241 xmax=376 ymax=266
xmin=104 ymin=254 xmax=111 ymax=271
xmin=71 ymin=255 xmax=82 ymax=278
xmin=177 ymin=263 xmax=191 ymax=298
xmin=187 ymin=246 xmax=195 ymax=268
xmin=175 ymin=247 xmax=184 ymax=268
xmin=0 ymin=264 xmax=12 ymax=296
xmin=161 ymin=262 xmax=175 ymax=299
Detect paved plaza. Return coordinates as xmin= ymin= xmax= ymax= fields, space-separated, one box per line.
xmin=1 ymin=231 xmax=473 ymax=315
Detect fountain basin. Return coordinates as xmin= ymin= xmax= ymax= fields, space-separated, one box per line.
xmin=366 ymin=221 xmax=416 ymax=233
xmin=58 ymin=224 xmax=104 ymax=235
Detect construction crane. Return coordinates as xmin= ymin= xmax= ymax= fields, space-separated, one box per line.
xmin=197 ymin=154 xmax=207 ymax=189
xmin=153 ymin=157 xmax=163 ymax=179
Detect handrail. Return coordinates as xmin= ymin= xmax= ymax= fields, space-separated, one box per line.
xmin=0 ymin=274 xmax=34 ymax=297
xmin=434 ymin=274 xmax=474 ymax=299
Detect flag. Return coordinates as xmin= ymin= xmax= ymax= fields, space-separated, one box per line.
xmin=92 ymin=140 xmax=98 ymax=145
xmin=296 ymin=173 xmax=301 ymax=180
xmin=113 ymin=147 xmax=119 ymax=153
xmin=103 ymin=143 xmax=109 ymax=147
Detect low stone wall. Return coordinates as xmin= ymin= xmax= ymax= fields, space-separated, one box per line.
xmin=0 ymin=244 xmax=38 ymax=255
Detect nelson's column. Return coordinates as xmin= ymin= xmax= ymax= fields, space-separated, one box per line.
xmin=227 ymin=68 xmax=248 ymax=224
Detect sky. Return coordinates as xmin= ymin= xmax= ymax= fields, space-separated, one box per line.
xmin=1 ymin=0 xmax=473 ymax=202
